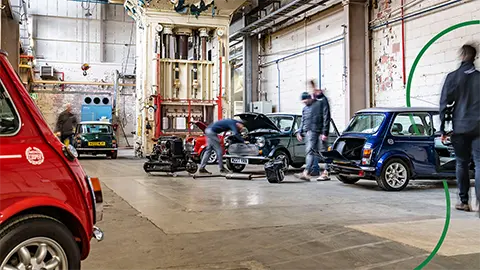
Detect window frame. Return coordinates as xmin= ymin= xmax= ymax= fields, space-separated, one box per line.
xmin=0 ymin=80 xmax=22 ymax=137
xmin=389 ymin=112 xmax=433 ymax=137
xmin=268 ymin=115 xmax=295 ymax=132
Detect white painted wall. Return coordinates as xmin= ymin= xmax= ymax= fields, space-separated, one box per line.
xmin=29 ymin=0 xmax=135 ymax=67
xmin=260 ymin=8 xmax=348 ymax=130
xmin=26 ymin=0 xmax=137 ymax=139
xmin=371 ymin=0 xmax=480 ymax=108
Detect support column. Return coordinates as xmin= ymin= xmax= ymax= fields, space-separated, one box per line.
xmin=343 ymin=0 xmax=368 ymax=122
xmin=243 ymin=35 xmax=258 ymax=112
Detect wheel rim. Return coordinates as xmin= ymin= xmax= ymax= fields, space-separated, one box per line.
xmin=276 ymin=154 xmax=288 ymax=168
xmin=385 ymin=162 xmax=408 ymax=188
xmin=208 ymin=152 xmax=217 ymax=163
xmin=1 ymin=237 xmax=68 ymax=270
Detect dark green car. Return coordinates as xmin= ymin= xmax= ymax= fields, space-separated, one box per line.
xmin=73 ymin=121 xmax=118 ymax=159
xmin=224 ymin=112 xmax=340 ymax=172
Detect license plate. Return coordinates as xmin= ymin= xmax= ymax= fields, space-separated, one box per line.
xmin=231 ymin=158 xmax=248 ymax=164
xmin=88 ymin=141 xmax=106 ymax=146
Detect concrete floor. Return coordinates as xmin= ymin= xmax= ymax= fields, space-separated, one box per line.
xmin=80 ymin=150 xmax=479 ymax=270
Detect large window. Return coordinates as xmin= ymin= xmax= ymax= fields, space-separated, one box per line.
xmin=391 ymin=113 xmax=433 ymax=136
xmin=344 ymin=113 xmax=385 ymax=134
xmin=0 ymin=83 xmax=20 ymax=135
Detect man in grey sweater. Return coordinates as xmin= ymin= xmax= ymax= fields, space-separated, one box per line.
xmin=296 ymin=80 xmax=332 ymax=181
xmin=55 ymin=103 xmax=78 ymax=145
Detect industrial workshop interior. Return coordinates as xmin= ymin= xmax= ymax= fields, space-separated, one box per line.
xmin=0 ymin=0 xmax=479 ymax=269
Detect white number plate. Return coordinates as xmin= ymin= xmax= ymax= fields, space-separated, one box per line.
xmin=231 ymin=158 xmax=248 ymax=164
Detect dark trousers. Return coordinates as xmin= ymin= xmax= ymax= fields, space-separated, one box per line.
xmin=60 ymin=134 xmax=74 ymax=145
xmin=451 ymin=133 xmax=480 ymax=205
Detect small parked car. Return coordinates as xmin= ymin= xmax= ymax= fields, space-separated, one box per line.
xmin=73 ymin=121 xmax=118 ymax=159
xmin=186 ymin=120 xmax=226 ymax=164
xmin=0 ymin=50 xmax=103 ymax=269
xmin=224 ymin=112 xmax=339 ymax=172
xmin=323 ymin=107 xmax=474 ymax=191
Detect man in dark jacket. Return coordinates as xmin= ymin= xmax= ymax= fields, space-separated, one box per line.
xmin=197 ymin=118 xmax=244 ymax=175
xmin=439 ymin=44 xmax=480 ymax=215
xmin=295 ymin=80 xmax=332 ymax=181
xmin=296 ymin=92 xmax=320 ymax=176
xmin=55 ymin=103 xmax=78 ymax=145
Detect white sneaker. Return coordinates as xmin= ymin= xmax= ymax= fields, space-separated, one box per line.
xmin=317 ymin=171 xmax=331 ymax=181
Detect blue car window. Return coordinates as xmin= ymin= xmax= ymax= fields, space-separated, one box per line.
xmin=391 ymin=113 xmax=433 ymax=136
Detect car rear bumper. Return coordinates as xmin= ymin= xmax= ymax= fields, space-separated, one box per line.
xmin=330 ymin=164 xmax=376 ymax=178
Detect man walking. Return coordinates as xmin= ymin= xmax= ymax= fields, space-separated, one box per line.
xmin=296 ymin=92 xmax=320 ymax=176
xmin=296 ymin=80 xmax=332 ymax=181
xmin=55 ymin=103 xmax=78 ymax=145
xmin=197 ymin=118 xmax=244 ymax=175
xmin=440 ymin=44 xmax=480 ymax=216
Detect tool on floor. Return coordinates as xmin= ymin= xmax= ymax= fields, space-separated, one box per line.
xmin=192 ymin=174 xmax=223 ymax=179
xmin=264 ymin=157 xmax=286 ymax=183
xmin=225 ymin=174 xmax=266 ymax=180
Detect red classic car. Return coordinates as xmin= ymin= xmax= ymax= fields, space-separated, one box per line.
xmin=186 ymin=121 xmax=227 ymax=164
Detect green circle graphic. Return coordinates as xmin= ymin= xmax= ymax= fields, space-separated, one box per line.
xmin=406 ymin=20 xmax=480 ymax=270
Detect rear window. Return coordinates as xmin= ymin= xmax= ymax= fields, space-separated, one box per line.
xmin=0 ymin=82 xmax=20 ymax=135
xmin=345 ymin=113 xmax=385 ymax=134
xmin=79 ymin=124 xmax=112 ymax=134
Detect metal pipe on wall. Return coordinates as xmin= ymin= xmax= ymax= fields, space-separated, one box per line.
xmin=276 ymin=61 xmax=281 ymax=112
xmin=199 ymin=28 xmax=208 ymax=61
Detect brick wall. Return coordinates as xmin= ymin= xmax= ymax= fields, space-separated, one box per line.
xmin=260 ymin=8 xmax=348 ymax=130
xmin=372 ymin=0 xmax=480 ymax=108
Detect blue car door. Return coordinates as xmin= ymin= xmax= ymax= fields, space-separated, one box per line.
xmin=386 ymin=112 xmax=436 ymax=176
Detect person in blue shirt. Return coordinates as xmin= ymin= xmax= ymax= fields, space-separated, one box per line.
xmin=197 ymin=118 xmax=245 ymax=174
xmin=296 ymin=92 xmax=320 ymax=176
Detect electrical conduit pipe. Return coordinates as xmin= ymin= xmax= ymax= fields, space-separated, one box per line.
xmin=155 ymin=54 xmax=162 ymax=138
xmin=276 ymin=61 xmax=281 ymax=112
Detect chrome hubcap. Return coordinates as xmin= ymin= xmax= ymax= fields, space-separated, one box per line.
xmin=385 ymin=162 xmax=407 ymax=188
xmin=1 ymin=237 xmax=68 ymax=270
xmin=208 ymin=152 xmax=217 ymax=163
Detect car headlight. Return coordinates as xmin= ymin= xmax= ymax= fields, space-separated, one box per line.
xmin=255 ymin=136 xmax=266 ymax=148
xmin=63 ymin=144 xmax=78 ymax=161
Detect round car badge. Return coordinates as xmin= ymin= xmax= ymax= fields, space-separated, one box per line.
xmin=25 ymin=147 xmax=44 ymax=165
xmin=387 ymin=139 xmax=394 ymax=145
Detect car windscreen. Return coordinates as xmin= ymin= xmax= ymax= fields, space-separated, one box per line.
xmin=267 ymin=115 xmax=295 ymax=132
xmin=80 ymin=124 xmax=112 ymax=134
xmin=344 ymin=113 xmax=385 ymax=134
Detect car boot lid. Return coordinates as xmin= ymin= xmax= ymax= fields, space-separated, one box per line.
xmin=235 ymin=112 xmax=279 ymax=132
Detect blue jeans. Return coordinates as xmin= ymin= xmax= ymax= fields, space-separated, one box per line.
xmin=200 ymin=128 xmax=223 ymax=170
xmin=451 ymin=133 xmax=480 ymax=205
xmin=305 ymin=131 xmax=326 ymax=173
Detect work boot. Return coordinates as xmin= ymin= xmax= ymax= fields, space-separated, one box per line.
xmin=197 ymin=168 xmax=212 ymax=175
xmin=455 ymin=202 xmax=470 ymax=212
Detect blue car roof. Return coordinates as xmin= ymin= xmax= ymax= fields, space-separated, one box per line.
xmin=356 ymin=107 xmax=440 ymax=113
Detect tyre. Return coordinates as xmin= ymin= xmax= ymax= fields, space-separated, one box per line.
xmin=376 ymin=158 xmax=410 ymax=191
xmin=0 ymin=214 xmax=81 ymax=270
xmin=272 ymin=150 xmax=290 ymax=170
xmin=291 ymin=163 xmax=304 ymax=169
xmin=336 ymin=175 xmax=360 ymax=184
xmin=186 ymin=161 xmax=198 ymax=174
xmin=201 ymin=150 xmax=217 ymax=164
xmin=111 ymin=151 xmax=118 ymax=159
xmin=226 ymin=159 xmax=246 ymax=173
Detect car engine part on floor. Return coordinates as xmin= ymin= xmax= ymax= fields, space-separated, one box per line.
xmin=264 ymin=157 xmax=286 ymax=183
xmin=143 ymin=136 xmax=198 ymax=174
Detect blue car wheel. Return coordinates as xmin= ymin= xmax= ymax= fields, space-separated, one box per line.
xmin=377 ymin=158 xmax=410 ymax=191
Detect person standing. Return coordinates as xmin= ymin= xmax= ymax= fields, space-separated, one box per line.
xmin=197 ymin=118 xmax=245 ymax=175
xmin=440 ymin=44 xmax=480 ymax=216
xmin=296 ymin=92 xmax=320 ymax=176
xmin=296 ymin=80 xmax=332 ymax=181
xmin=55 ymin=103 xmax=78 ymax=145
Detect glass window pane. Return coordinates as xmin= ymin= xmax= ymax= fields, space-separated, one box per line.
xmin=0 ymin=83 xmax=20 ymax=135
xmin=391 ymin=113 xmax=431 ymax=136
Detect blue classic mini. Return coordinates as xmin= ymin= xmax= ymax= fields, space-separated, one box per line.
xmin=323 ymin=107 xmax=474 ymax=191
